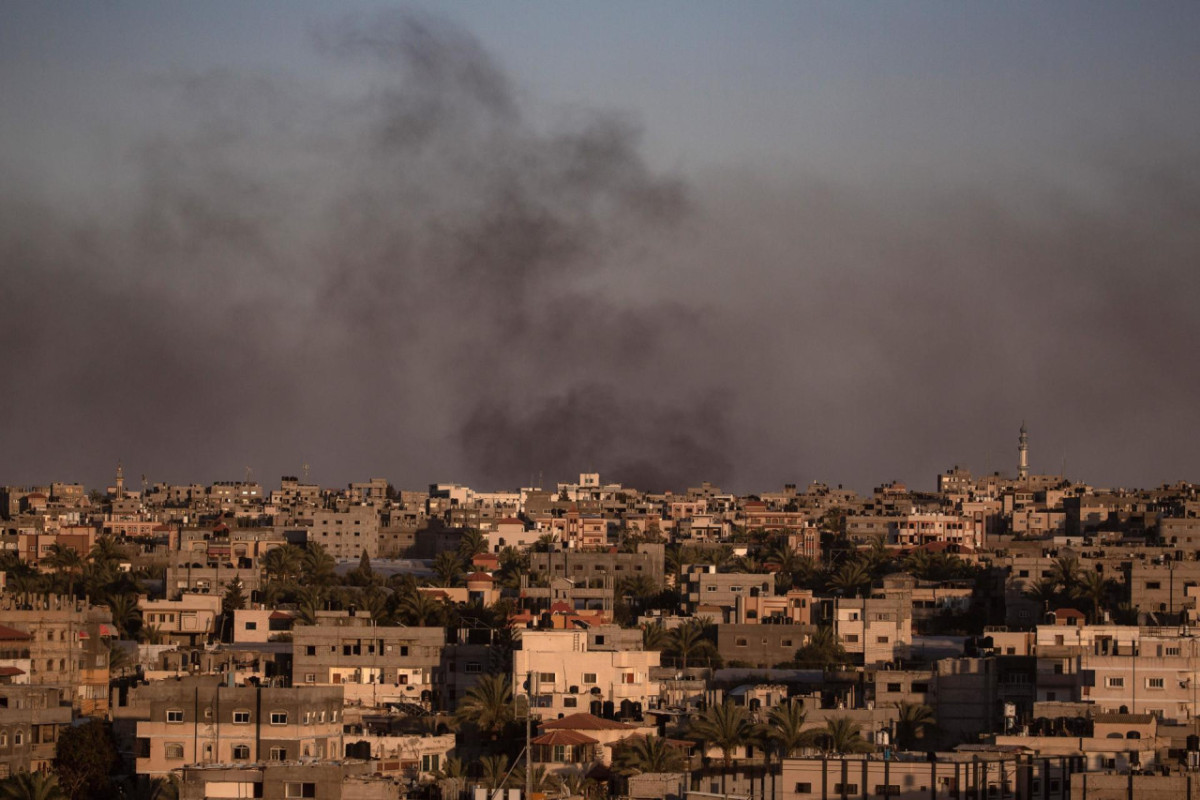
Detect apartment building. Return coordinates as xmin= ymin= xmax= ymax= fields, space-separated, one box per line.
xmin=177 ymin=761 xmax=398 ymax=800
xmin=0 ymin=593 xmax=113 ymax=714
xmin=680 ymin=565 xmax=773 ymax=618
xmin=139 ymin=593 xmax=222 ymax=646
xmin=129 ymin=677 xmax=344 ymax=777
xmin=528 ymin=545 xmax=666 ymax=592
xmin=832 ymin=592 xmax=913 ymax=666
xmin=307 ymin=507 xmax=381 ymax=559
xmin=0 ymin=685 xmax=73 ymax=778
xmin=290 ymin=617 xmax=444 ymax=709
xmin=513 ymin=627 xmax=660 ymax=721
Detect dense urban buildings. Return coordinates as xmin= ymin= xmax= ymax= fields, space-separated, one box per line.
xmin=2 ymin=429 xmax=1200 ymax=798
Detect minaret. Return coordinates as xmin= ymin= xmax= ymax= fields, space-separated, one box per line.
xmin=1017 ymin=423 xmax=1029 ymax=481
xmin=115 ymin=462 xmax=125 ymax=500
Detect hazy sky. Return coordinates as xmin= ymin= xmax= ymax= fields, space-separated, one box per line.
xmin=2 ymin=2 xmax=1198 ymax=494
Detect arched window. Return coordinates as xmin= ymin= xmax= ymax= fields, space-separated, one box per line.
xmin=165 ymin=743 xmax=184 ymax=759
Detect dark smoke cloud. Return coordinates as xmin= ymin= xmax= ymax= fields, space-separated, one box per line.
xmin=1 ymin=11 xmax=1198 ymax=494
xmin=0 ymin=10 xmax=725 ymax=493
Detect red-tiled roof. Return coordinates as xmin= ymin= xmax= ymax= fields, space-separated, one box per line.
xmin=465 ymin=572 xmax=494 ymax=582
xmin=268 ymin=611 xmax=293 ymax=621
xmin=541 ymin=713 xmax=635 ymax=732
xmin=531 ymin=729 xmax=598 ymax=747
xmin=0 ymin=667 xmax=26 ymax=676
xmin=0 ymin=625 xmax=31 ymax=641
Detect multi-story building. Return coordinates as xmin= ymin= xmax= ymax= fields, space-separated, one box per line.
xmin=128 ymin=676 xmax=344 ymax=777
xmin=177 ymin=761 xmax=399 ymax=800
xmin=513 ymin=627 xmax=660 ymax=721
xmin=679 ymin=565 xmax=773 ymax=618
xmin=307 ymin=507 xmax=381 ymax=560
xmin=0 ymin=593 xmax=113 ymax=714
xmin=139 ymin=593 xmax=222 ymax=646
xmin=290 ymin=616 xmax=444 ymax=709
xmin=0 ymin=685 xmax=73 ymax=778
xmin=528 ymin=545 xmax=666 ymax=592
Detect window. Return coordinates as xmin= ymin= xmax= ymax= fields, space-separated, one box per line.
xmin=166 ymin=709 xmax=184 ymax=723
xmin=1107 ymin=677 xmax=1124 ymax=688
xmin=1167 ymin=647 xmax=1181 ymax=656
xmin=877 ymin=636 xmax=890 ymax=643
xmin=164 ymin=743 xmax=184 ymax=759
xmin=1147 ymin=678 xmax=1165 ymax=689
xmin=538 ymin=672 xmax=556 ymax=683
xmin=232 ymin=744 xmax=250 ymax=760
xmin=735 ymin=638 xmax=748 ymax=647
xmin=305 ymin=674 xmax=315 ymax=683
xmin=795 ymin=783 xmax=812 ymax=794
xmin=887 ymin=683 xmax=902 ymax=692
xmin=305 ymin=646 xmax=316 ymax=656
xmin=583 ymin=673 xmax=597 ymax=684
xmin=0 ymin=733 xmax=6 ymax=747
xmin=1146 ymin=582 xmax=1161 ymax=590
xmin=553 ymin=745 xmax=566 ymax=761
xmin=233 ymin=710 xmax=251 ymax=724
xmin=845 ymin=634 xmax=859 ymax=643
xmin=465 ymin=662 xmax=482 ymax=674
xmin=781 ymin=639 xmax=793 ymax=647
xmin=563 ymin=697 xmax=577 ymax=708
xmin=284 ymin=784 xmax=316 ymax=798
xmin=833 ymin=784 xmax=857 ymax=794
xmin=270 ymin=747 xmax=286 ymax=761
xmin=875 ymin=786 xmax=900 ymax=796
xmin=422 ymin=754 xmax=440 ymax=773
xmin=622 ymin=672 xmax=637 ymax=684
xmin=245 ymin=622 xmax=257 ymax=631
xmin=270 ymin=711 xmax=288 ymax=725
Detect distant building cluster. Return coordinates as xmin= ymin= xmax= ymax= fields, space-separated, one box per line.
xmin=1 ymin=428 xmax=1199 ymax=799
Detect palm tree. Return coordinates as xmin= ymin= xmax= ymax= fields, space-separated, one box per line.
xmin=0 ymin=771 xmax=66 ymax=800
xmin=509 ymin=765 xmax=559 ymax=796
xmin=89 ymin=537 xmax=126 ymax=569
xmin=641 ymin=622 xmax=670 ymax=652
xmin=894 ymin=701 xmax=936 ymax=751
xmin=1072 ymin=570 xmax=1115 ymax=624
xmin=454 ymin=673 xmax=514 ymax=738
xmin=359 ymin=587 xmax=392 ymax=625
xmin=106 ymin=592 xmax=142 ymax=640
xmin=533 ymin=533 xmax=559 ymax=553
xmin=1049 ymin=555 xmax=1081 ymax=595
xmin=43 ymin=544 xmax=84 ymax=597
xmin=828 ymin=560 xmax=872 ymax=597
xmin=302 ymin=543 xmax=336 ymax=586
xmin=398 ymin=589 xmax=445 ymax=627
xmin=434 ymin=756 xmax=468 ymax=799
xmin=477 ymin=754 xmax=510 ymax=797
xmin=555 ymin=769 xmax=598 ymax=799
xmin=613 ymin=734 xmax=687 ymax=775
xmin=688 ymin=700 xmax=752 ymax=796
xmin=808 ymin=716 xmax=873 ymax=754
xmin=1021 ymin=577 xmax=1058 ymax=611
xmin=791 ymin=626 xmax=847 ymax=669
xmin=457 ymin=529 xmax=489 ymax=562
xmin=430 ymin=551 xmax=464 ymax=588
xmin=765 ymin=700 xmax=809 ymax=758
xmin=668 ymin=621 xmax=719 ymax=670
xmin=263 ymin=544 xmax=303 ymax=584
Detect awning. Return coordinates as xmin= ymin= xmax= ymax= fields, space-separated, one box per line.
xmin=98 ymin=624 xmax=118 ymax=637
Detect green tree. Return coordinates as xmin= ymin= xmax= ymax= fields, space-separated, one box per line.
xmin=302 ymin=543 xmax=336 ymax=586
xmin=0 ymin=772 xmax=66 ymax=800
xmin=222 ymin=578 xmax=247 ymax=615
xmin=43 ymin=544 xmax=84 ymax=598
xmin=54 ymin=719 xmax=121 ymax=800
xmin=398 ymin=589 xmax=445 ymax=627
xmin=430 ymin=551 xmax=464 ymax=588
xmin=894 ymin=701 xmax=936 ymax=751
xmin=454 ymin=674 xmax=514 ymax=738
xmin=828 ymin=560 xmax=872 ymax=597
xmin=688 ymin=700 xmax=752 ymax=796
xmin=457 ymin=529 xmax=489 ymax=563
xmin=790 ymin=626 xmax=847 ymax=669
xmin=807 ymin=716 xmax=873 ymax=754
xmin=667 ymin=620 xmax=720 ymax=670
xmin=106 ymin=592 xmax=142 ymax=640
xmin=508 ymin=765 xmax=559 ymax=796
xmin=1072 ymin=570 xmax=1116 ymax=624
xmin=477 ymin=754 xmax=510 ymax=794
xmin=765 ymin=700 xmax=809 ymax=758
xmin=613 ymin=734 xmax=687 ymax=775
xmin=641 ymin=622 xmax=670 ymax=652
xmin=262 ymin=544 xmax=303 ymax=584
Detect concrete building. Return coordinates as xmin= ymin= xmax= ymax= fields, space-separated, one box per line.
xmin=177 ymin=759 xmax=397 ymax=800
xmin=308 ymin=507 xmax=381 ymax=560
xmin=291 ymin=617 xmax=444 ymax=709
xmin=139 ymin=593 xmax=222 ymax=646
xmin=513 ymin=627 xmax=660 ymax=721
xmin=128 ymin=676 xmax=344 ymax=777
xmin=0 ymin=593 xmax=113 ymax=714
xmin=0 ymin=685 xmax=73 ymax=778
